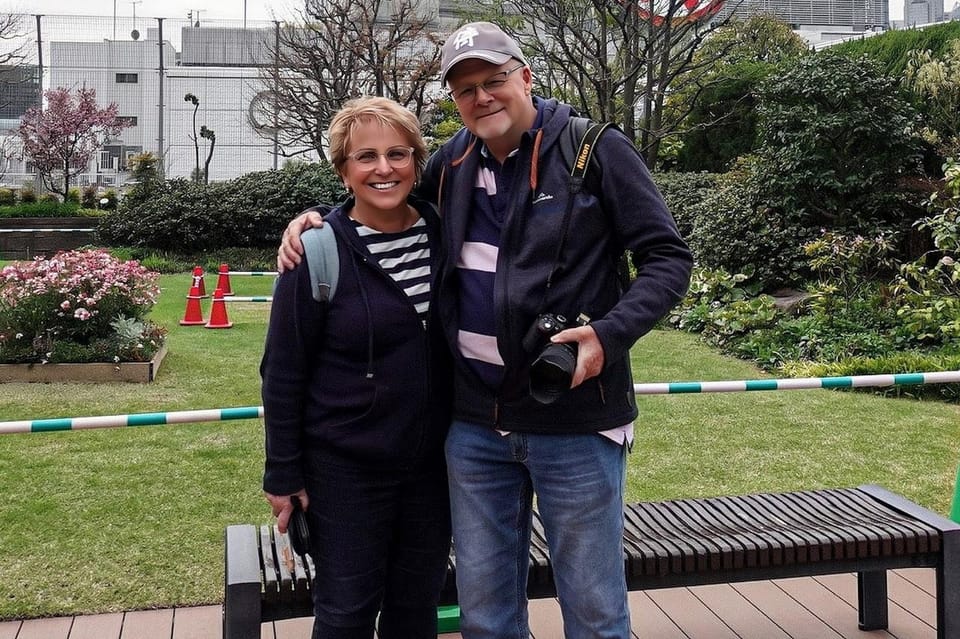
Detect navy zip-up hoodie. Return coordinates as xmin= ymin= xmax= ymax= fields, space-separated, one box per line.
xmin=261 ymin=197 xmax=451 ymax=496
xmin=419 ymin=97 xmax=692 ymax=433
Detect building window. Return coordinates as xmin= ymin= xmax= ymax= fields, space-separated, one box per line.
xmin=115 ymin=73 xmax=138 ymax=83
xmin=117 ymin=116 xmax=138 ymax=127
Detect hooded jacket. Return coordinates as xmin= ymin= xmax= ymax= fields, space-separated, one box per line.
xmin=419 ymin=97 xmax=692 ymax=433
xmin=261 ymin=197 xmax=450 ymax=496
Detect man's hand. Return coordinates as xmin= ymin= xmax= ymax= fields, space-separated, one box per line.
xmin=277 ymin=210 xmax=325 ymax=272
xmin=550 ymin=325 xmax=605 ymax=388
xmin=264 ymin=489 xmax=309 ymax=534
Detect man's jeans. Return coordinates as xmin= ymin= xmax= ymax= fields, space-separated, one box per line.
xmin=445 ymin=420 xmax=630 ymax=639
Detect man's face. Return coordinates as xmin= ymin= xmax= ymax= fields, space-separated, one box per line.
xmin=446 ymin=58 xmax=535 ymax=147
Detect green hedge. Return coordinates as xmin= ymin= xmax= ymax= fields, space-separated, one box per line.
xmin=97 ymin=162 xmax=347 ymax=251
xmin=0 ymin=202 xmax=87 ymax=218
xmin=831 ymin=21 xmax=960 ymax=76
xmin=653 ymin=171 xmax=720 ymax=239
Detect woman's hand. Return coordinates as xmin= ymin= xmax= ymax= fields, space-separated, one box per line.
xmin=264 ymin=488 xmax=309 ymax=534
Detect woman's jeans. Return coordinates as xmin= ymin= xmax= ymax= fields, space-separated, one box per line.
xmin=445 ymin=420 xmax=630 ymax=639
xmin=303 ymin=450 xmax=451 ymax=639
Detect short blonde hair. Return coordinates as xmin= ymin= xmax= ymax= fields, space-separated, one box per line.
xmin=328 ymin=96 xmax=428 ymax=181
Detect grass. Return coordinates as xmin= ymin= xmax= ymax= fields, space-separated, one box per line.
xmin=0 ymin=272 xmax=958 ymax=620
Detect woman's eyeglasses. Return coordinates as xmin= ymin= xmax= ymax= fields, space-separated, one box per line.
xmin=447 ymin=64 xmax=525 ymax=103
xmin=346 ymin=146 xmax=415 ymax=169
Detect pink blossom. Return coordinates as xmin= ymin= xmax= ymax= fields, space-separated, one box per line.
xmin=73 ymin=308 xmax=91 ymax=321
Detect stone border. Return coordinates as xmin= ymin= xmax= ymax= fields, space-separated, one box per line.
xmin=0 ymin=344 xmax=167 ymax=383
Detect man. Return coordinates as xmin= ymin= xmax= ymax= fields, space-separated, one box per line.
xmin=278 ymin=21 xmax=692 ymax=639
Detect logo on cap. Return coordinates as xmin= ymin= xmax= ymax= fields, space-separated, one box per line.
xmin=451 ymin=26 xmax=480 ymax=51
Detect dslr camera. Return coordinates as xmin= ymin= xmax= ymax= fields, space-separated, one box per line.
xmin=523 ymin=312 xmax=590 ymax=404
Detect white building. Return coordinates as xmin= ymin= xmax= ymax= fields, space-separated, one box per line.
xmin=904 ymin=0 xmax=945 ymax=25
xmin=48 ymin=25 xmax=309 ymax=186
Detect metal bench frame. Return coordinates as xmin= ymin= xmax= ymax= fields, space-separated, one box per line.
xmin=223 ymin=484 xmax=959 ymax=639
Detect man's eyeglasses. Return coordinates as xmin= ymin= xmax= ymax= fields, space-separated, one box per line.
xmin=447 ymin=64 xmax=525 ymax=103
xmin=346 ymin=146 xmax=415 ymax=169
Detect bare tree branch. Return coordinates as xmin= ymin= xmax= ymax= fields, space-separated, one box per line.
xmin=0 ymin=12 xmax=31 ymax=115
xmin=253 ymin=0 xmax=441 ymax=161
xmin=463 ymin=0 xmax=746 ymax=167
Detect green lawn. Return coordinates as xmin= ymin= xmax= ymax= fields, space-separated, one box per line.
xmin=0 ymin=272 xmax=958 ymax=620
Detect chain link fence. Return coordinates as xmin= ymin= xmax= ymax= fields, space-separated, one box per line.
xmin=0 ymin=13 xmax=321 ymax=191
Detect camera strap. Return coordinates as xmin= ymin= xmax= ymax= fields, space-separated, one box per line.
xmin=543 ymin=119 xmax=611 ymax=297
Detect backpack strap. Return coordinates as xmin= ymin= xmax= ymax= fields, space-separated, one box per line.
xmin=301 ymin=223 xmax=339 ymax=303
xmin=560 ymin=116 xmax=611 ymax=195
xmin=553 ymin=116 xmax=631 ymax=294
xmin=545 ymin=117 xmax=613 ymax=293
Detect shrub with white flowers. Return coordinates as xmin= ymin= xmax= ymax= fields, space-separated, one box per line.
xmin=0 ymin=249 xmax=165 ymax=364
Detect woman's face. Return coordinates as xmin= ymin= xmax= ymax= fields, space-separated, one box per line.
xmin=340 ymin=120 xmax=416 ymax=219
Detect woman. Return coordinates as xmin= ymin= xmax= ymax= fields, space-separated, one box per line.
xmin=261 ymin=96 xmax=451 ymax=639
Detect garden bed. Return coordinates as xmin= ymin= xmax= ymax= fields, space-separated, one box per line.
xmin=0 ymin=344 xmax=166 ymax=383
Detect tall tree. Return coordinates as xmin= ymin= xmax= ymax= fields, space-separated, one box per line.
xmin=254 ymin=0 xmax=441 ymax=161
xmin=0 ymin=12 xmax=30 ymax=113
xmin=669 ymin=12 xmax=810 ymax=171
xmin=465 ymin=0 xmax=743 ymax=167
xmin=18 ymin=87 xmax=128 ymax=198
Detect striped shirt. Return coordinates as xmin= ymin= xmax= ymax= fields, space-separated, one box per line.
xmin=352 ymin=217 xmax=431 ymax=323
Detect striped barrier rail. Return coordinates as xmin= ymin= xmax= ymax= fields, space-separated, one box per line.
xmin=222 ymin=296 xmax=273 ymax=302
xmin=226 ymin=271 xmax=277 ymax=277
xmin=632 ymin=370 xmax=960 ymax=394
xmin=0 ymin=406 xmax=263 ymax=435
xmin=2 ymin=371 xmax=959 ymax=435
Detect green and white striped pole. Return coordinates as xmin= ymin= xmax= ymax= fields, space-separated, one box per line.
xmin=227 ymin=271 xmax=277 ymax=277
xmin=632 ymin=370 xmax=960 ymax=394
xmin=951 ymin=464 xmax=960 ymax=524
xmin=0 ymin=406 xmax=263 ymax=435
xmin=2 ymin=371 xmax=959 ymax=435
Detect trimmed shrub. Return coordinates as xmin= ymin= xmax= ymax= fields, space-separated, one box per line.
xmin=685 ymin=157 xmax=818 ymax=289
xmin=98 ymin=189 xmax=118 ymax=210
xmin=81 ymin=185 xmax=98 ymax=209
xmin=0 ymin=188 xmax=15 ymax=206
xmin=653 ymin=171 xmax=720 ymax=239
xmin=97 ymin=162 xmax=347 ymax=251
xmin=0 ymin=201 xmax=82 ymax=218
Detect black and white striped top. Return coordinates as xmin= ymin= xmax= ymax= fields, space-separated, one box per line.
xmin=352 ymin=217 xmax=431 ymax=323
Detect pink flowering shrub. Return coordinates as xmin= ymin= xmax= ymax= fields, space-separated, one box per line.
xmin=0 ymin=249 xmax=165 ymax=364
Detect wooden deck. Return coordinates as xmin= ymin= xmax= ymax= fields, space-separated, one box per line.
xmin=0 ymin=568 xmax=937 ymax=638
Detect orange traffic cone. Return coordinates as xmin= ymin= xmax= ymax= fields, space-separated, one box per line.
xmin=179 ymin=285 xmax=206 ymax=326
xmin=205 ymin=288 xmax=233 ymax=329
xmin=216 ymin=263 xmax=234 ymax=296
xmin=192 ymin=265 xmax=208 ymax=298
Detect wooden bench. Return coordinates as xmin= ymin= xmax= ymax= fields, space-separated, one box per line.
xmin=223 ymin=484 xmax=959 ymax=639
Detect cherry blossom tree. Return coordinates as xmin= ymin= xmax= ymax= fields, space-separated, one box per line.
xmin=17 ymin=87 xmax=129 ymax=198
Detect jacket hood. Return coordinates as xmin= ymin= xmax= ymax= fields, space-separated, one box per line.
xmin=534 ymin=97 xmax=577 ymax=152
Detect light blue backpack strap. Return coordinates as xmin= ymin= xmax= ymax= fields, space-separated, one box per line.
xmin=301 ymin=224 xmax=339 ymax=303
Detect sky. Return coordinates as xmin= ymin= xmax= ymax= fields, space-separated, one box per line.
xmin=0 ymin=0 xmax=912 ymax=25
xmin=0 ymin=0 xmax=292 ymax=22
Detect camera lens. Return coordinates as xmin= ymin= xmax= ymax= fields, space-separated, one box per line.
xmin=529 ymin=343 xmax=577 ymax=404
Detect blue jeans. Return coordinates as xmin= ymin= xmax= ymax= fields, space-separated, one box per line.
xmin=445 ymin=420 xmax=630 ymax=639
xmin=302 ymin=450 xmax=451 ymax=639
